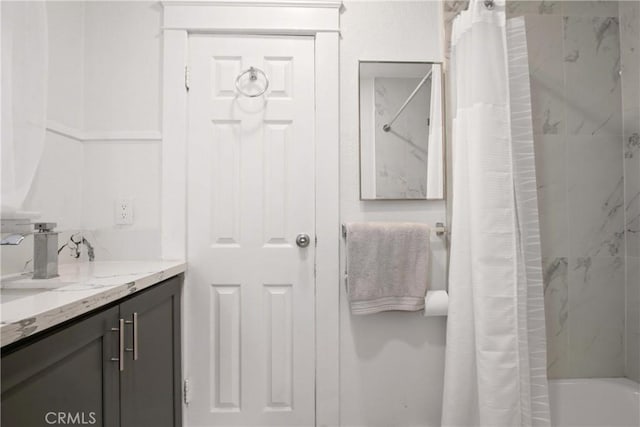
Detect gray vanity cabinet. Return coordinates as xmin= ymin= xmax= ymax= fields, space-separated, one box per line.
xmin=1 ymin=306 xmax=121 ymax=427
xmin=1 ymin=275 xmax=182 ymax=427
xmin=120 ymin=276 xmax=182 ymax=427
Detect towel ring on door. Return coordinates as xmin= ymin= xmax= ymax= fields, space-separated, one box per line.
xmin=235 ymin=66 xmax=270 ymax=98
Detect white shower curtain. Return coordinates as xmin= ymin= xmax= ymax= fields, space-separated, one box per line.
xmin=442 ymin=1 xmax=550 ymax=426
xmin=1 ymin=1 xmax=48 ymax=214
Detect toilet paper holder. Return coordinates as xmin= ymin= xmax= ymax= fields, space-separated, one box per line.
xmin=424 ymin=289 xmax=449 ymax=317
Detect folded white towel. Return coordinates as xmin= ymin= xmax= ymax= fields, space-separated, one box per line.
xmin=345 ymin=222 xmax=430 ymax=315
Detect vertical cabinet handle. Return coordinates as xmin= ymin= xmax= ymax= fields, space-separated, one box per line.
xmin=125 ymin=312 xmax=138 ymax=361
xmin=110 ymin=318 xmax=125 ymax=371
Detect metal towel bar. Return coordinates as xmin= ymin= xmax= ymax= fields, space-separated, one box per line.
xmin=341 ymin=222 xmax=447 ymax=238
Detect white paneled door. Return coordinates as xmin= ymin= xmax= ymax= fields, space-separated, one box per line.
xmin=186 ymin=35 xmax=316 ymax=427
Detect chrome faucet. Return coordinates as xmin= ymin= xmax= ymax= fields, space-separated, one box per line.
xmin=32 ymin=223 xmax=59 ymax=279
xmin=0 ymin=234 xmax=26 ymax=245
xmin=0 ymin=222 xmax=59 ymax=279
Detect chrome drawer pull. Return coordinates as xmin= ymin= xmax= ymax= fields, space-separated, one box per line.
xmin=125 ymin=312 xmax=138 ymax=361
xmin=110 ymin=318 xmax=124 ymax=371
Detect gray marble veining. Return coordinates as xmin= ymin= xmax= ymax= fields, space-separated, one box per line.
xmin=0 ymin=261 xmax=186 ymax=347
xmin=525 ymin=15 xmax=565 ymax=135
xmin=562 ymin=1 xmax=619 ymax=18
xmin=523 ymin=0 xmax=634 ymax=379
xmin=567 ymin=136 xmax=625 ymax=259
xmin=619 ymin=0 xmax=640 ymax=381
xmin=535 ymin=136 xmax=569 ymax=258
xmin=564 ymin=16 xmax=622 ymax=136
xmin=374 ymin=77 xmax=430 ymax=199
xmin=625 ymin=257 xmax=640 ymax=381
xmin=507 ymin=0 xmax=562 ymax=17
xmin=543 ymin=257 xmax=569 ymax=378
xmin=620 ymin=1 xmax=640 ymax=137
xmin=567 ymin=256 xmax=625 ymax=377
xmin=625 ymin=133 xmax=640 ymax=159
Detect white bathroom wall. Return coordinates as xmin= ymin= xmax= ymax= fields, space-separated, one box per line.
xmin=3 ymin=1 xmax=163 ymax=273
xmin=82 ymin=1 xmax=161 ymax=133
xmin=4 ymin=132 xmax=85 ymax=274
xmin=47 ymin=1 xmax=85 ymax=131
xmin=81 ymin=1 xmax=162 ymax=261
xmin=28 ymin=1 xmax=85 ymax=232
xmin=82 ymin=142 xmax=161 ymax=261
xmin=5 ymin=3 xmax=450 ymax=423
xmin=339 ymin=2 xmax=446 ymax=426
xmin=2 ymin=1 xmax=86 ymax=275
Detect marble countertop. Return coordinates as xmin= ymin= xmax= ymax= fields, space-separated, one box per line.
xmin=0 ymin=260 xmax=186 ymax=348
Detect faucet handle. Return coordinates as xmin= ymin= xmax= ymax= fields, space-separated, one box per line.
xmin=34 ymin=222 xmax=57 ymax=232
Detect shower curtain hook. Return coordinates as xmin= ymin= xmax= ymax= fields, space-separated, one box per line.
xmin=483 ymin=0 xmax=495 ymax=10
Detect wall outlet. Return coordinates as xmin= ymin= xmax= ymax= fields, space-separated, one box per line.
xmin=115 ymin=199 xmax=134 ymax=225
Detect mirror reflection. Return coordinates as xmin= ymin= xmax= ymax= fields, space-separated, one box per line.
xmin=359 ymin=61 xmax=444 ymax=200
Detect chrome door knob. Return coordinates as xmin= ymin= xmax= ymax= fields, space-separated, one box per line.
xmin=296 ymin=233 xmax=311 ymax=248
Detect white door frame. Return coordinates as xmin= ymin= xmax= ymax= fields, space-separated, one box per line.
xmin=159 ymin=2 xmax=341 ymax=426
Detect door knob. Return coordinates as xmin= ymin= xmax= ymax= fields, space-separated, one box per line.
xmin=296 ymin=233 xmax=311 ymax=248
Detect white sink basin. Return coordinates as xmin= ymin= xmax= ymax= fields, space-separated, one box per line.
xmin=0 ymin=274 xmax=75 ymax=303
xmin=0 ymin=289 xmax=52 ymax=303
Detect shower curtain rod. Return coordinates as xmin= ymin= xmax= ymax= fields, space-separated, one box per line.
xmin=452 ymin=0 xmax=495 ymax=15
xmin=382 ymin=69 xmax=433 ymax=133
xmin=463 ymin=0 xmax=495 ymax=11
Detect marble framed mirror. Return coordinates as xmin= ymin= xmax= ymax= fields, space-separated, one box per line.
xmin=359 ymin=61 xmax=445 ymax=200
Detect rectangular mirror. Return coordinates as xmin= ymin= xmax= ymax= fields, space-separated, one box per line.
xmin=359 ymin=61 xmax=444 ymax=200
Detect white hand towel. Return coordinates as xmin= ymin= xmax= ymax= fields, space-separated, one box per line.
xmin=345 ymin=222 xmax=430 ymax=315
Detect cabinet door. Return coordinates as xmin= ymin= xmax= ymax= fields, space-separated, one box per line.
xmin=1 ymin=306 xmax=120 ymax=427
xmin=119 ymin=276 xmax=182 ymax=427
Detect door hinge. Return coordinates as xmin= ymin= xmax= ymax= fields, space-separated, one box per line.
xmin=184 ymin=66 xmax=190 ymax=92
xmin=183 ymin=378 xmax=191 ymax=405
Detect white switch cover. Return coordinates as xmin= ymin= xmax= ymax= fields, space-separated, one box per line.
xmin=115 ymin=199 xmax=134 ymax=225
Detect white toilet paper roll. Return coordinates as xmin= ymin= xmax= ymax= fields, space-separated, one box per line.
xmin=424 ymin=290 xmax=449 ymax=316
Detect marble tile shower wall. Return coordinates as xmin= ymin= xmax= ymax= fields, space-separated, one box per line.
xmin=508 ymin=0 xmax=638 ymax=380
xmin=620 ymin=0 xmax=640 ymax=382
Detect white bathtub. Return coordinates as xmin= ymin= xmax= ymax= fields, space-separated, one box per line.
xmin=549 ymin=378 xmax=640 ymax=427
